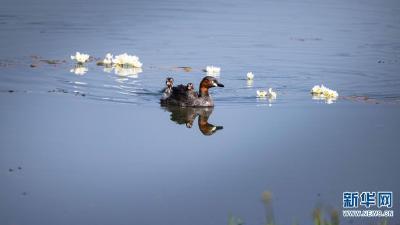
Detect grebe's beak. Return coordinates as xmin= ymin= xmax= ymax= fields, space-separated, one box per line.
xmin=214 ymin=126 xmax=224 ymax=131
xmin=214 ymin=81 xmax=224 ymax=87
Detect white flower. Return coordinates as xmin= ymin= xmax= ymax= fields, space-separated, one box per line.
xmin=205 ymin=66 xmax=221 ymax=76
xmin=105 ymin=53 xmax=112 ymax=59
xmin=103 ymin=58 xmax=112 ymax=65
xmin=206 ymin=66 xmax=221 ymax=73
xmin=71 ymin=52 xmax=90 ymax=64
xmin=311 ymin=84 xmax=338 ymax=97
xmin=257 ymin=90 xmax=267 ymax=97
xmin=112 ymin=53 xmax=142 ymax=68
xmin=70 ymin=66 xmax=88 ymax=75
xmin=103 ymin=53 xmax=113 ymax=65
xmin=268 ymin=88 xmax=277 ymax=99
xmin=323 ymin=89 xmax=338 ymax=98
xmin=247 ymin=72 xmax=254 ymax=80
xmin=311 ymin=85 xmax=323 ymax=94
xmin=257 ymin=88 xmax=277 ymax=99
xmin=311 ymin=84 xmax=339 ymax=103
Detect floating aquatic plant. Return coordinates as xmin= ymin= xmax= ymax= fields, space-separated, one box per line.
xmin=311 ymin=85 xmax=338 ymax=98
xmin=70 ymin=52 xmax=90 ymax=64
xmin=112 ymin=53 xmax=143 ymax=68
xmin=257 ymin=90 xmax=268 ymax=98
xmin=268 ymin=88 xmax=277 ymax=99
xmin=102 ymin=53 xmax=113 ymax=65
xmin=227 ymin=214 xmax=244 ymax=225
xmin=257 ymin=88 xmax=277 ymax=99
xmin=97 ymin=53 xmax=143 ymax=76
xmin=204 ymin=65 xmax=221 ymax=76
xmin=247 ymin=72 xmax=254 ymax=80
xmin=311 ymin=85 xmax=338 ymax=104
xmin=175 ymin=66 xmax=192 ymax=72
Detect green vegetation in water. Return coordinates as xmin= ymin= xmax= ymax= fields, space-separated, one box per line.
xmin=39 ymin=59 xmax=66 ymax=64
xmin=176 ymin=66 xmax=192 ymax=72
xmin=312 ymin=207 xmax=339 ymax=225
xmin=228 ymin=214 xmax=244 ymax=225
xmin=227 ymin=191 xmax=390 ymax=225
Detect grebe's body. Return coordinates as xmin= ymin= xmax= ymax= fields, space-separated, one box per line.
xmin=160 ymin=76 xmax=224 ymax=107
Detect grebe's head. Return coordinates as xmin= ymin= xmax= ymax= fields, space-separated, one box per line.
xmin=166 ymin=77 xmax=174 ymax=88
xmin=186 ymin=83 xmax=194 ymax=91
xmin=199 ymin=76 xmax=224 ymax=97
xmin=200 ymin=76 xmax=224 ymax=89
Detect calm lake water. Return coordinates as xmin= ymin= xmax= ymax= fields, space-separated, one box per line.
xmin=0 ymin=0 xmax=399 ymax=224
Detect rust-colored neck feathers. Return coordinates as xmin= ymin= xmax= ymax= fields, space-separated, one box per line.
xmin=199 ymin=79 xmax=210 ymax=97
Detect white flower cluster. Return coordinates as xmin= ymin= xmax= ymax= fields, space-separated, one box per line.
xmin=247 ymin=72 xmax=254 ymax=80
xmin=70 ymin=52 xmax=143 ymax=75
xmin=99 ymin=53 xmax=143 ymax=77
xmin=311 ymin=85 xmax=339 ymax=99
xmin=102 ymin=53 xmax=113 ymax=65
xmin=71 ymin=52 xmax=90 ymax=64
xmin=205 ymin=66 xmax=221 ymax=76
xmin=268 ymin=88 xmax=277 ymax=99
xmin=257 ymin=88 xmax=277 ymax=99
xmin=111 ymin=53 xmax=143 ymax=68
xmin=256 ymin=90 xmax=267 ymax=97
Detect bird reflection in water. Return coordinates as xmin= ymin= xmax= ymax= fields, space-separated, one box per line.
xmin=162 ymin=106 xmax=223 ymax=136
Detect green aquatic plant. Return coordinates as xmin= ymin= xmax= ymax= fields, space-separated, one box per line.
xmin=40 ymin=59 xmax=64 ymax=64
xmin=176 ymin=66 xmax=192 ymax=72
xmin=262 ymin=191 xmax=275 ymax=225
xmin=312 ymin=207 xmax=339 ymax=225
xmin=227 ymin=191 xmax=391 ymax=225
xmin=228 ymin=214 xmax=244 ymax=225
xmin=379 ymin=218 xmax=388 ymax=225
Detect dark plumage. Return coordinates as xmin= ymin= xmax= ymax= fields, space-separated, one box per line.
xmin=160 ymin=76 xmax=224 ymax=107
xmin=161 ymin=77 xmax=174 ymax=100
